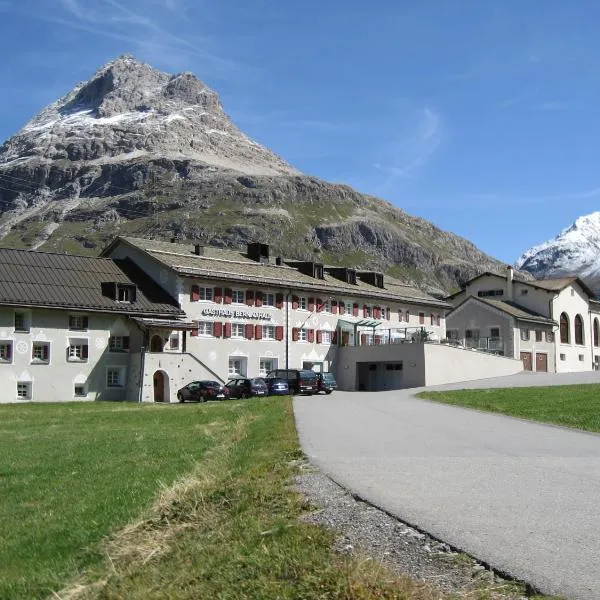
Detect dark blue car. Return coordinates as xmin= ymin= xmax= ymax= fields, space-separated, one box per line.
xmin=265 ymin=377 xmax=290 ymax=396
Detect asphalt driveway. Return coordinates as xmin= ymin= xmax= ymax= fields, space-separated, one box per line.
xmin=294 ymin=373 xmax=600 ymax=600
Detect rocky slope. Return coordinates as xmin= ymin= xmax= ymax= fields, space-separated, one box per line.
xmin=0 ymin=55 xmax=507 ymax=295
xmin=516 ymin=211 xmax=600 ymax=295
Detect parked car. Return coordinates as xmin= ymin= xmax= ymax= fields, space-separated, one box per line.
xmin=266 ymin=369 xmax=318 ymax=395
xmin=224 ymin=377 xmax=268 ymax=399
xmin=177 ymin=380 xmax=227 ymax=402
xmin=316 ymin=372 xmax=337 ymax=394
xmin=264 ymin=376 xmax=290 ymax=396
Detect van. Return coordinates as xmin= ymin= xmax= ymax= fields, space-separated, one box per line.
xmin=266 ymin=369 xmax=318 ymax=395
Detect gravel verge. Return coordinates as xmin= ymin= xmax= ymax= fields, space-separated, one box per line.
xmin=294 ymin=460 xmax=545 ymax=599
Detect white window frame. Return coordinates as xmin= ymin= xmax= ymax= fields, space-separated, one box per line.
xmin=520 ymin=328 xmax=530 ymax=341
xmin=263 ymin=293 xmax=275 ymax=307
xmin=14 ymin=311 xmax=30 ymax=333
xmin=262 ymin=325 xmax=275 ymax=340
xmin=259 ymin=357 xmax=276 ymax=376
xmin=232 ymin=290 xmax=245 ymax=304
xmin=323 ymin=299 xmax=331 ymax=313
xmin=197 ymin=321 xmax=214 ymax=336
xmin=32 ymin=342 xmax=50 ymax=364
xmin=231 ymin=323 xmax=245 ymax=339
xmin=109 ymin=336 xmax=129 ymax=352
xmin=298 ymin=328 xmax=308 ymax=342
xmin=228 ymin=357 xmax=246 ymax=376
xmin=74 ymin=384 xmax=87 ymax=398
xmin=106 ymin=367 xmax=125 ymax=388
xmin=199 ymin=287 xmax=213 ymax=301
xmin=0 ymin=341 xmax=12 ymax=363
xmin=68 ymin=342 xmax=88 ymax=362
xmin=321 ymin=330 xmax=332 ymax=344
xmin=299 ymin=297 xmax=308 ymax=311
xmin=117 ymin=286 xmax=133 ymax=303
xmin=69 ymin=315 xmax=87 ymax=331
xmin=17 ymin=381 xmax=31 ymax=399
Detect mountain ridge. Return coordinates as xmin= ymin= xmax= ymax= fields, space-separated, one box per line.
xmin=0 ymin=55 xmax=509 ymax=296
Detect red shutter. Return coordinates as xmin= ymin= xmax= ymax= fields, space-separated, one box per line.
xmin=292 ymin=296 xmax=299 ymax=309
xmin=82 ymin=344 xmax=89 ymax=359
xmin=214 ymin=287 xmax=223 ymax=303
xmin=191 ymin=285 xmax=200 ymax=302
xmin=332 ymin=330 xmax=338 ymax=344
xmin=246 ymin=291 xmax=254 ymax=306
xmin=338 ymin=301 xmax=344 ymax=315
xmin=245 ymin=324 xmax=254 ymax=339
xmin=224 ymin=288 xmax=232 ymax=305
xmin=255 ymin=292 xmax=263 ymax=307
xmin=224 ymin=322 xmax=232 ymax=338
xmin=316 ymin=298 xmax=323 ymax=312
xmin=376 ymin=307 xmax=382 ymax=319
xmin=353 ymin=303 xmax=359 ymax=317
xmin=361 ymin=334 xmax=368 ymax=346
xmin=316 ymin=330 xmax=322 ymax=344
xmin=213 ymin=322 xmax=223 ymax=337
xmin=332 ymin=300 xmax=338 ymax=314
xmin=276 ymin=293 xmax=284 ymax=309
xmin=308 ymin=298 xmax=315 ymax=312
xmin=308 ymin=329 xmax=315 ymax=343
xmin=255 ymin=325 xmax=263 ymax=340
xmin=363 ymin=305 xmax=368 ymax=318
xmin=292 ymin=327 xmax=299 ymax=341
xmin=275 ymin=325 xmax=284 ymax=341
xmin=191 ymin=321 xmax=199 ymax=337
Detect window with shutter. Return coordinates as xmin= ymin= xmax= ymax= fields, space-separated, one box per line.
xmin=276 ymin=293 xmax=284 ymax=309
xmin=255 ymin=325 xmax=263 ymax=340
xmin=255 ymin=292 xmax=263 ymax=307
xmin=363 ymin=305 xmax=368 ymax=318
xmin=316 ymin=330 xmax=322 ymax=344
xmin=224 ymin=322 xmax=232 ymax=338
xmin=246 ymin=291 xmax=255 ymax=306
xmin=275 ymin=325 xmax=284 ymax=341
xmin=308 ymin=329 xmax=315 ymax=343
xmin=419 ymin=312 xmax=425 ymax=324
xmin=308 ymin=298 xmax=315 ymax=312
xmin=316 ymin=298 xmax=323 ymax=312
xmin=332 ymin=330 xmax=338 ymax=344
xmin=0 ymin=342 xmax=12 ymax=362
xmin=245 ymin=324 xmax=254 ymax=339
xmin=191 ymin=285 xmax=200 ymax=302
xmin=32 ymin=342 xmax=50 ymax=363
xmin=337 ymin=301 xmax=343 ymax=315
xmin=224 ymin=289 xmax=233 ymax=305
xmin=292 ymin=296 xmax=299 ymax=309
xmin=214 ymin=287 xmax=223 ymax=303
xmin=292 ymin=327 xmax=299 ymax=341
xmin=353 ymin=303 xmax=359 ymax=316
xmin=214 ymin=322 xmax=223 ymax=337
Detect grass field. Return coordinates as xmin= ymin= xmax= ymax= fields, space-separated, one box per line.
xmin=418 ymin=384 xmax=600 ymax=432
xmin=2 ymin=398 xmax=465 ymax=600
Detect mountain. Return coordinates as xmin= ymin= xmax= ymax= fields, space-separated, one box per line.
xmin=0 ymin=55 xmax=507 ymax=296
xmin=516 ymin=212 xmax=600 ymax=294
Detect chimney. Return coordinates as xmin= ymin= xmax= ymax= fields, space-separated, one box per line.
xmin=506 ymin=265 xmax=514 ymax=301
xmin=194 ymin=244 xmax=204 ymax=256
xmin=247 ymin=242 xmax=269 ymax=264
xmin=275 ymin=256 xmax=283 ymax=266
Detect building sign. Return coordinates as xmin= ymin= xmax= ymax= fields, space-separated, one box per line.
xmin=201 ymin=308 xmax=272 ymax=321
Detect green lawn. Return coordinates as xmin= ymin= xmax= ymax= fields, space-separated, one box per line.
xmin=418 ymin=384 xmax=600 ymax=432
xmin=1 ymin=399 xmax=455 ymax=600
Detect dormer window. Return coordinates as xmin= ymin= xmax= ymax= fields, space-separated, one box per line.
xmin=116 ymin=284 xmax=136 ymax=303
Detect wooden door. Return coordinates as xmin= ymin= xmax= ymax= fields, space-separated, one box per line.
xmin=520 ymin=352 xmax=532 ymax=371
xmin=535 ymin=353 xmax=548 ymax=372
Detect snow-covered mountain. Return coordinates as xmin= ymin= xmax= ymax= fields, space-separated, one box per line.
xmin=516 ymin=212 xmax=600 ymax=294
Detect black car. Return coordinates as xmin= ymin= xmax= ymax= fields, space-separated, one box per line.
xmin=264 ymin=376 xmax=290 ymax=396
xmin=266 ymin=369 xmax=318 ymax=395
xmin=224 ymin=377 xmax=268 ymax=399
xmin=177 ymin=380 xmax=226 ymax=402
xmin=316 ymin=372 xmax=337 ymax=394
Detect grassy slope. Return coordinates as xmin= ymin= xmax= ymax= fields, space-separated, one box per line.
xmin=418 ymin=384 xmax=600 ymax=432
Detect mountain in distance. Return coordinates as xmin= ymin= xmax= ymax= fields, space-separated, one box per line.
xmin=0 ymin=55 xmax=509 ymax=296
xmin=516 ymin=211 xmax=600 ymax=294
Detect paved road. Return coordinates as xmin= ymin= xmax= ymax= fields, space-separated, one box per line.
xmin=294 ymin=373 xmax=600 ymax=600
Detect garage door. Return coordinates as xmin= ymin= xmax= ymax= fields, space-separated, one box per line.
xmin=535 ymin=353 xmax=548 ymax=372
xmin=520 ymin=351 xmax=532 ymax=371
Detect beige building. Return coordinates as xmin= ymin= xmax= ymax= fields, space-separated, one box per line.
xmin=447 ymin=267 xmax=600 ymax=373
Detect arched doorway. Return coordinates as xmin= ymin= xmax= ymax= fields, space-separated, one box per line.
xmin=153 ymin=370 xmax=170 ymax=402
xmin=150 ymin=335 xmax=164 ymax=352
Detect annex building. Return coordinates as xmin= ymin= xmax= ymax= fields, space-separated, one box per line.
xmin=0 ymin=238 xmax=526 ymax=403
xmin=446 ymin=266 xmax=600 ymax=373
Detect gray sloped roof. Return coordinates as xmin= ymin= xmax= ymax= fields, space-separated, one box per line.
xmin=107 ymin=236 xmax=450 ymax=309
xmin=453 ymin=296 xmax=556 ymax=326
xmin=0 ymin=248 xmax=182 ymax=315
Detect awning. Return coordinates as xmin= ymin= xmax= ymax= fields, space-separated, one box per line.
xmin=337 ymin=318 xmax=383 ymax=328
xmin=132 ymin=317 xmax=197 ymax=331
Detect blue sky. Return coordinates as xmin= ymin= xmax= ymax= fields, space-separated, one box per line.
xmin=0 ymin=0 xmax=599 ymax=263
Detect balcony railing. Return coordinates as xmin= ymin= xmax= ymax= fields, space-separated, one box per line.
xmin=353 ymin=327 xmax=439 ymax=347
xmin=450 ymin=337 xmax=505 ymax=355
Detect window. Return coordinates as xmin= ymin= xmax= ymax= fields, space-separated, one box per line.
xmin=14 ymin=312 xmax=29 ymax=332
xmin=560 ymin=353 xmax=566 ymax=361
xmin=321 ymin=331 xmax=332 ymax=344
xmin=69 ymin=315 xmax=88 ymax=330
xmin=263 ymin=293 xmax=275 ymax=307
xmin=68 ymin=342 xmax=88 ymax=361
xmin=32 ymin=342 xmax=50 ymax=363
xmin=232 ymin=290 xmax=245 ymax=304
xmin=228 ymin=358 xmax=246 ymax=376
xmin=579 ymin=354 xmax=585 ymax=361
xmin=520 ymin=328 xmax=530 ymax=341
xmin=477 ymin=289 xmax=503 ymax=297
xmin=191 ymin=286 xmax=213 ymax=302
xmin=298 ymin=328 xmax=308 ymax=342
xmin=17 ymin=382 xmax=31 ymax=399
xmin=117 ymin=285 xmax=134 ymax=303
xmin=169 ymin=334 xmax=179 ymax=350
xmin=323 ymin=299 xmax=331 ymax=313
xmin=259 ymin=358 xmax=275 ymax=376
xmin=365 ymin=306 xmax=372 ymax=318
xmin=520 ymin=289 xmax=528 ymax=296
xmin=0 ymin=342 xmax=12 ymax=363
xmin=197 ymin=322 xmax=214 ymax=336
xmin=436 ymin=315 xmax=441 ymax=326
xmin=560 ymin=313 xmax=569 ymax=344
xmin=385 ymin=363 xmax=402 ymax=370
xmin=447 ymin=329 xmax=459 ymax=341
xmin=535 ymin=330 xmax=543 ymax=342
xmin=419 ymin=312 xmax=425 ymax=325
xmin=398 ymin=309 xmax=404 ymax=322
xmin=405 ymin=310 xmax=410 ymax=322
xmin=109 ymin=336 xmax=130 ymax=352
xmin=430 ymin=313 xmax=435 ymax=325
xmin=490 ymin=328 xmax=500 ymax=338
xmin=106 ymin=368 xmax=125 ymax=388
xmin=595 ymin=318 xmax=600 ymax=348
xmin=263 ymin=325 xmax=275 ymax=340
xmin=575 ymin=314 xmax=584 ymax=345
xmin=546 ymin=331 xmax=554 ymax=343
xmin=74 ymin=384 xmax=87 ymax=397
xmin=299 ymin=297 xmax=308 ymax=310
xmin=232 ymin=323 xmax=245 ymax=338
